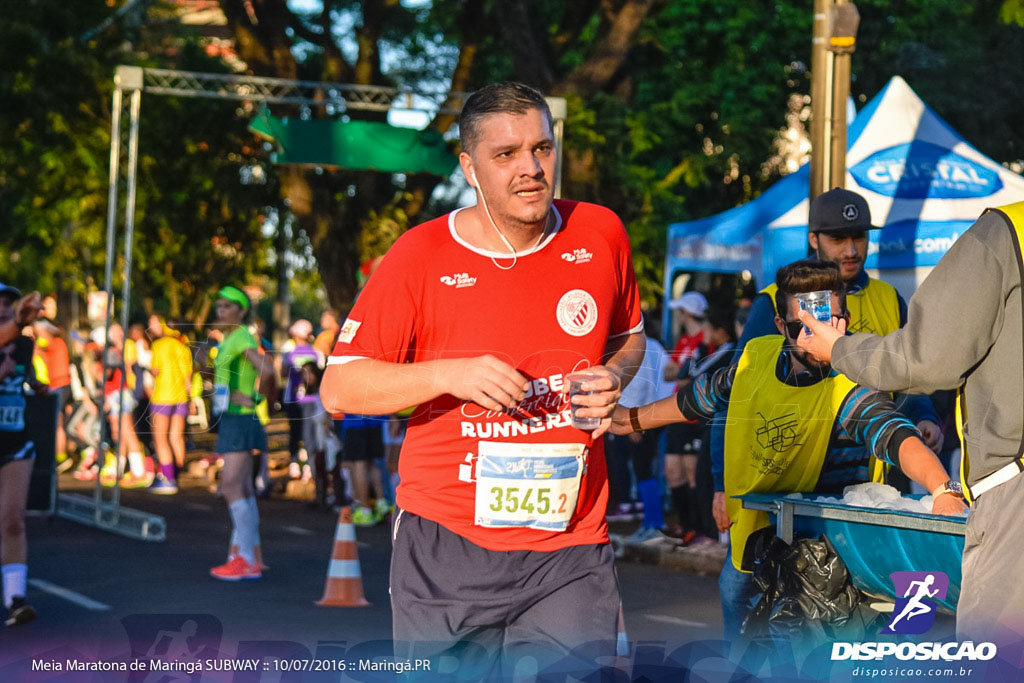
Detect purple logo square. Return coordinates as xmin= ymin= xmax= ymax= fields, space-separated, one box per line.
xmin=883 ymin=571 xmax=949 ymax=635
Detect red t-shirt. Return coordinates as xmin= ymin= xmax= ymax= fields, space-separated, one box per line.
xmin=331 ymin=200 xmax=643 ymax=551
xmin=670 ymin=331 xmax=704 ymax=365
xmin=669 ymin=332 xmax=706 ymax=424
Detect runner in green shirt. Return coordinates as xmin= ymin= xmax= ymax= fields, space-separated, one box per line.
xmin=208 ymin=286 xmax=272 ymax=581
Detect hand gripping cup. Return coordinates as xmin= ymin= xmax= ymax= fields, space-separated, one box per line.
xmin=566 ymin=372 xmax=602 ymax=430
xmin=794 ymin=290 xmax=832 ymax=336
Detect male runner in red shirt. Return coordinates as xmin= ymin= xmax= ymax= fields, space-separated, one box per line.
xmin=322 ymin=82 xmax=645 ymax=677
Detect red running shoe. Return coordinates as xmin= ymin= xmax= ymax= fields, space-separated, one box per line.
xmin=663 ymin=525 xmax=698 ymax=546
xmin=209 ymin=555 xmax=262 ymax=581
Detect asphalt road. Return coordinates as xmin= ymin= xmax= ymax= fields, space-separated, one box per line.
xmin=0 ymin=467 xmax=725 ymax=681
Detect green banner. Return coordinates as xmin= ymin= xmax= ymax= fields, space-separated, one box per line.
xmin=248 ymin=112 xmax=457 ymax=176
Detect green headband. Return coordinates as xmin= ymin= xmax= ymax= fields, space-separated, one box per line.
xmin=213 ymin=285 xmax=250 ymax=310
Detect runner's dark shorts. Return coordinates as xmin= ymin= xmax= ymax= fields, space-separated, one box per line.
xmin=340 ymin=425 xmax=383 ymax=462
xmin=0 ymin=439 xmax=36 ymax=468
xmin=390 ymin=508 xmax=620 ymax=679
xmin=214 ymin=412 xmax=267 ymax=454
xmin=666 ymin=420 xmax=704 ymax=455
xmin=53 ymin=385 xmax=71 ymax=417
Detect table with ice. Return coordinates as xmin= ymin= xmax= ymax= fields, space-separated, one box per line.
xmin=788 ymin=482 xmax=947 ymax=514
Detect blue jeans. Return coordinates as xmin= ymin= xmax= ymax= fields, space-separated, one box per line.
xmin=719 ymin=548 xmax=760 ymax=642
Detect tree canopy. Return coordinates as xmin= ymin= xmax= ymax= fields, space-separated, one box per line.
xmin=2 ymin=0 xmax=1022 ymax=324
xmin=0 ymin=1 xmax=274 ymax=326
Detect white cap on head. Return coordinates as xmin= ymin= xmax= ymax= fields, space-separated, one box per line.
xmin=668 ymin=291 xmax=708 ymax=318
xmin=34 ymin=318 xmax=59 ymax=334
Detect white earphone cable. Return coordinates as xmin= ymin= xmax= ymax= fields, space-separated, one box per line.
xmin=473 ymin=178 xmax=546 ymax=271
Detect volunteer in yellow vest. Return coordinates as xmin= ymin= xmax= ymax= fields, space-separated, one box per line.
xmin=798 ymin=202 xmax=1024 ymax=654
xmin=714 ymin=187 xmax=943 ymax=493
xmin=613 ymin=260 xmax=965 ymax=644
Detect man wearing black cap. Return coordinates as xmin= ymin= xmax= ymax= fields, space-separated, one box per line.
xmin=708 ymin=188 xmax=943 ymax=549
xmin=748 ymin=187 xmax=917 ymax=350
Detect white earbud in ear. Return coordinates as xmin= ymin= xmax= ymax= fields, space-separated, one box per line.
xmin=470 ymin=170 xmax=478 ymax=188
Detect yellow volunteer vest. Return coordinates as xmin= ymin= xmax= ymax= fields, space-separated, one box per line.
xmin=724 ymin=336 xmax=857 ymax=571
xmin=761 ymin=277 xmax=900 ymax=483
xmin=32 ymin=353 xmax=50 ymax=385
xmin=844 ymin=279 xmax=901 ymax=336
xmin=958 ymin=202 xmax=1024 ymax=504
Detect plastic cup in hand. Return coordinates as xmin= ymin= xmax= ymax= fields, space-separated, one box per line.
xmin=566 ymin=372 xmax=602 ymax=430
xmin=794 ymin=290 xmax=832 ymax=336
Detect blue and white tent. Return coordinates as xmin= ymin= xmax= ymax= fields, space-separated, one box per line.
xmin=664 ymin=76 xmax=1024 ymax=308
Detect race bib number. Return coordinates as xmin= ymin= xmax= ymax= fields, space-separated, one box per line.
xmin=212 ymin=384 xmax=229 ymax=415
xmin=0 ymin=393 xmax=26 ymax=432
xmin=474 ymin=441 xmax=586 ymax=532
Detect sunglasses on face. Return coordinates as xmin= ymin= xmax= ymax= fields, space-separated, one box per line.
xmin=784 ymin=315 xmax=847 ymax=339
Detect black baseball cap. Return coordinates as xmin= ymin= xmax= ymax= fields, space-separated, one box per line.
xmin=0 ymin=282 xmax=22 ymax=299
xmin=809 ymin=187 xmax=879 ymax=234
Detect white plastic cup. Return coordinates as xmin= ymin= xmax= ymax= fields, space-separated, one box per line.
xmin=794 ymin=290 xmax=832 ymax=336
xmin=566 ymin=372 xmax=602 ymax=430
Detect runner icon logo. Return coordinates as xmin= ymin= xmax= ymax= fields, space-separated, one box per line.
xmin=883 ymin=571 xmax=949 ymax=635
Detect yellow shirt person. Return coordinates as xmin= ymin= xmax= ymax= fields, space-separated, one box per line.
xmin=150 ymin=335 xmax=193 ymax=406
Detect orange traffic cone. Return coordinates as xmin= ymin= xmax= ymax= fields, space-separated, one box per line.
xmin=316 ymin=507 xmax=370 ymax=607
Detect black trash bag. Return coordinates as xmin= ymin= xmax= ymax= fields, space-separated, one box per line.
xmin=786 ymin=535 xmax=860 ymax=623
xmin=743 ymin=531 xmax=793 ymax=639
xmin=743 ymin=533 xmax=884 ymax=642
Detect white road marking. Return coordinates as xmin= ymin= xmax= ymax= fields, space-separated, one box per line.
xmin=28 ymin=579 xmax=111 ymax=611
xmin=644 ymin=614 xmax=708 ymax=629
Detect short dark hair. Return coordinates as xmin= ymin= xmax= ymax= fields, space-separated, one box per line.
xmin=707 ymin=307 xmax=737 ymax=343
xmin=301 ymin=362 xmax=323 ymax=395
xmin=459 ymin=82 xmax=552 ymax=155
xmin=774 ymin=260 xmax=846 ymax=315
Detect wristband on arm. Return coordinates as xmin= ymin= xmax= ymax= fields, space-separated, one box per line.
xmin=629 ymin=406 xmax=643 ymax=433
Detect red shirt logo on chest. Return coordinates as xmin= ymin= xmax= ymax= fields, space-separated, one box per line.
xmin=556 ymin=289 xmax=598 ymax=337
xmin=560 ymin=248 xmax=593 ymax=264
xmin=440 ymin=272 xmax=478 ymax=289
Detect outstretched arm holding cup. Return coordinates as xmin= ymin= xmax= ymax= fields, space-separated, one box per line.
xmin=796 ymin=205 xmax=1024 ymax=647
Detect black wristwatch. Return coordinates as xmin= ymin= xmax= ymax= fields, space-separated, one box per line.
xmin=931 ymin=480 xmax=964 ymax=499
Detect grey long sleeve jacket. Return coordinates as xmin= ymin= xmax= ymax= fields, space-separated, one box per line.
xmin=831 ymin=209 xmax=1023 ymax=485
